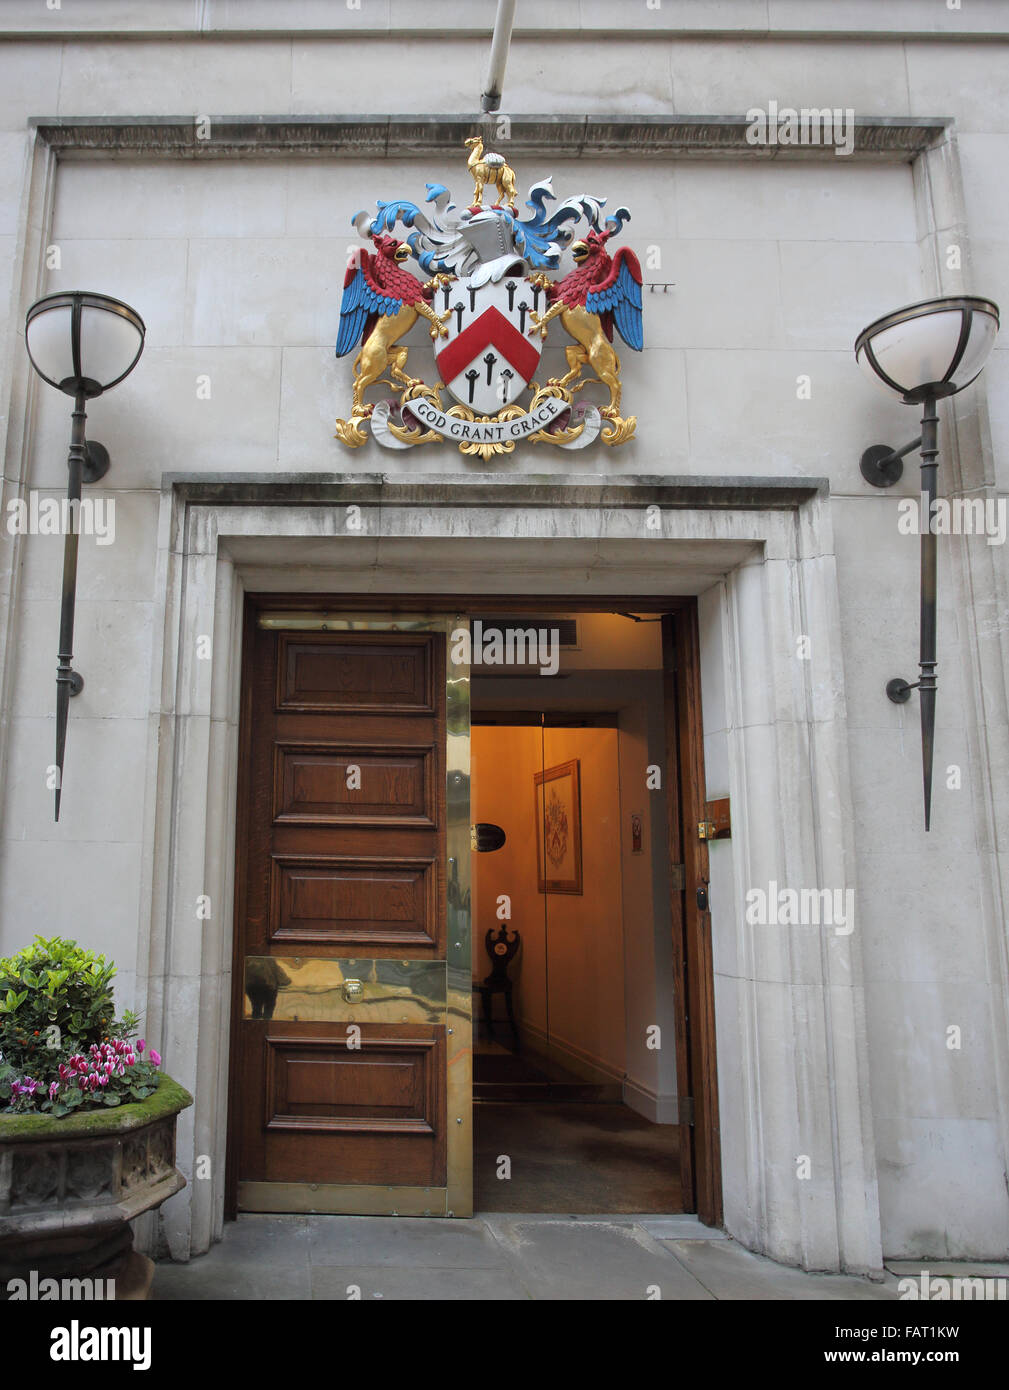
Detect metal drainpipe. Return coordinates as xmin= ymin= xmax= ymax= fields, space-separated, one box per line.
xmin=481 ymin=0 xmax=517 ymax=112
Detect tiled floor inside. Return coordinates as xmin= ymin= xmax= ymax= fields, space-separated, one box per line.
xmin=151 ymin=1213 xmax=942 ymax=1301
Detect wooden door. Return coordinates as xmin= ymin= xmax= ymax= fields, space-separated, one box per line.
xmin=229 ymin=616 xmax=469 ymax=1216
xmin=662 ymin=608 xmax=722 ymax=1226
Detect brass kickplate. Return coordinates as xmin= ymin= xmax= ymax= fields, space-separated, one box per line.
xmin=243 ymin=956 xmax=447 ymax=1023
xmin=238 ymin=1182 xmax=451 ymax=1217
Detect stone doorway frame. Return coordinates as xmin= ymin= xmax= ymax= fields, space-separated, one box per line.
xmin=140 ymin=473 xmax=883 ymax=1277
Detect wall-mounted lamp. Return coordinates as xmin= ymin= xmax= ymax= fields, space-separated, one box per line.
xmin=24 ymin=290 xmax=145 ymax=821
xmin=854 ymin=294 xmax=1000 ymax=830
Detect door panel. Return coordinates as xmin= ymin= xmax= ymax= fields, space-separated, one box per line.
xmin=272 ymin=742 xmax=437 ymax=826
xmin=248 ymin=629 xmax=446 ymax=961
xmin=277 ymin=634 xmax=435 ymax=713
xmin=268 ymin=855 xmax=438 ymax=949
xmin=243 ymin=1024 xmax=445 ymax=1184
xmin=231 ymin=617 xmax=469 ymax=1215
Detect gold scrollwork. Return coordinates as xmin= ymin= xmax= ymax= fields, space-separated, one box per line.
xmin=524 ymin=384 xmax=588 ymax=448
xmin=601 ymin=413 xmax=637 ymax=445
xmin=445 ymin=403 xmax=528 ymax=460
xmin=383 ymin=382 xmax=446 ymax=446
xmin=333 ymin=413 xmax=372 ymax=447
xmin=336 ymin=376 xmax=624 ymax=453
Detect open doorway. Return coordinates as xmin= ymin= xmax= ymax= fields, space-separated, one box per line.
xmin=226 ymin=594 xmax=719 ymax=1226
xmin=470 ymin=611 xmax=683 ymax=1213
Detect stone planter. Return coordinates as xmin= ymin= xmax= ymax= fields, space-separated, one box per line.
xmin=0 ymin=1075 xmax=193 ymax=1300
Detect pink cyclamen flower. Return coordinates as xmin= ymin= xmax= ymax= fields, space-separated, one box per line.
xmin=149 ymin=1048 xmax=162 ymax=1067
xmin=59 ymin=1064 xmax=69 ymax=1081
xmin=98 ymin=1073 xmax=109 ymax=1087
xmin=49 ymin=1081 xmax=59 ymax=1100
xmin=136 ymin=1040 xmax=145 ymax=1055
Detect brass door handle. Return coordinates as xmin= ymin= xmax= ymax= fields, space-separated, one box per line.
xmin=342 ymin=978 xmax=364 ymax=1003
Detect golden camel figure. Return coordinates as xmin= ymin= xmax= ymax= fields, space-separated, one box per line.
xmin=464 ymin=135 xmax=518 ymax=209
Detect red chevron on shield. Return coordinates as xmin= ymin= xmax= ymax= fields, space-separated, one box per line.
xmin=434 ymin=276 xmax=542 ymax=413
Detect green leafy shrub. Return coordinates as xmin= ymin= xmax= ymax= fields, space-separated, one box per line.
xmin=0 ymin=936 xmax=162 ymax=1117
xmin=0 ymin=936 xmax=115 ymax=1065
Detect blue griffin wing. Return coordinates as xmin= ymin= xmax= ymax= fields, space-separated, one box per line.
xmin=586 ymin=247 xmax=644 ymax=351
xmin=335 ymin=254 xmax=402 ymax=358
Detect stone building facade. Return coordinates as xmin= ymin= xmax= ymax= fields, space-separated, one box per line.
xmin=0 ymin=1 xmax=1007 ymax=1277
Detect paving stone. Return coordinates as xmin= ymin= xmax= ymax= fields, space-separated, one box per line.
xmin=885 ymin=1260 xmax=1009 ymax=1278
xmin=210 ymin=1215 xmax=312 ymax=1267
xmin=304 ymin=1215 xmax=507 ymax=1268
xmin=638 ymin=1216 xmax=730 ymax=1240
xmin=662 ymin=1239 xmax=899 ymax=1301
xmin=153 ymin=1215 xmax=1005 ymax=1300
xmin=309 ymin=1264 xmax=530 ymax=1301
xmin=483 ymin=1217 xmax=713 ymax=1301
xmin=153 ymin=1255 xmax=311 ymax=1301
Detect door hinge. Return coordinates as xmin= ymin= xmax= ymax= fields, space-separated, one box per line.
xmin=698 ymin=797 xmax=731 ymax=841
xmin=670 ymin=863 xmax=685 ymax=891
xmin=678 ymin=1096 xmax=695 ymax=1127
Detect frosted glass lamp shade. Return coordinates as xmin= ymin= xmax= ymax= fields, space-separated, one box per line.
xmin=855 ymin=296 xmax=999 ymax=404
xmin=25 ymin=291 xmax=145 ymax=398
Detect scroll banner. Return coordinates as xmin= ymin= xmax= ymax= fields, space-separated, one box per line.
xmin=369 ymin=394 xmax=602 ymax=451
xmin=408 ymin=394 xmax=569 ymax=442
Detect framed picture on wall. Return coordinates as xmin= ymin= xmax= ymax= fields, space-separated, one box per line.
xmin=534 ymin=759 xmax=583 ymax=895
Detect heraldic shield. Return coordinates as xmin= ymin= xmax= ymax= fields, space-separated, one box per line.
xmin=434 ymin=269 xmax=543 ymax=413
xmin=334 ymin=136 xmax=643 ymax=457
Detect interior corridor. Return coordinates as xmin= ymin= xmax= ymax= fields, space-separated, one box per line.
xmin=470 ymin=611 xmax=682 ymax=1215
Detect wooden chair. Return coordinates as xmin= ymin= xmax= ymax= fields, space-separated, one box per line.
xmin=475 ymin=925 xmax=520 ymax=1050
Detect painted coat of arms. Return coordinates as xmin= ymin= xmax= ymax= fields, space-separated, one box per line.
xmin=334 ymin=136 xmax=643 ymax=458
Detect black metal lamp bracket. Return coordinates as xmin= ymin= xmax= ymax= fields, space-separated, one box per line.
xmin=59 ymin=668 xmax=85 ymax=697
xmin=876 ymin=393 xmax=940 ymax=830
xmin=83 ymin=440 xmax=110 ymax=484
xmin=61 ymin=438 xmax=107 ymax=699
xmin=886 ymin=677 xmax=916 ymax=704
xmin=53 ymin=398 xmax=110 ymax=818
xmin=859 ymin=434 xmax=923 ymax=488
